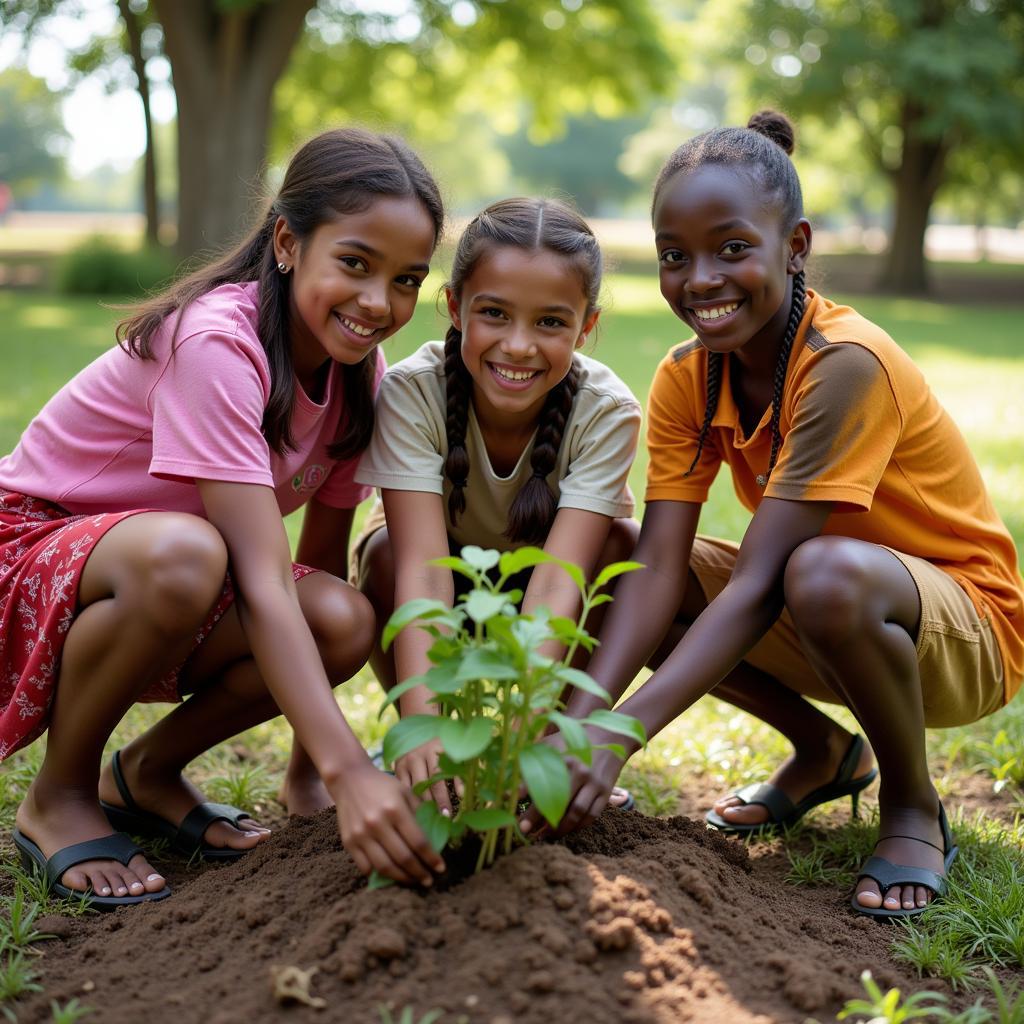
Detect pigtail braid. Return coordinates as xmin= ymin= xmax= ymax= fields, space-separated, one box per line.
xmin=682 ymin=351 xmax=724 ymax=478
xmin=443 ymin=327 xmax=473 ymax=524
xmin=763 ymin=270 xmax=806 ymax=481
xmin=505 ymin=359 xmax=581 ymax=544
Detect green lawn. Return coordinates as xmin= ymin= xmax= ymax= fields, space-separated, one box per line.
xmin=1 ymin=281 xmax=1023 ymax=1004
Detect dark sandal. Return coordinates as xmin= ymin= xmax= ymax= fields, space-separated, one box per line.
xmin=705 ymin=733 xmax=878 ymax=835
xmin=100 ymin=750 xmax=258 ymax=862
xmin=12 ymin=828 xmax=170 ymax=912
xmin=851 ymin=802 xmax=958 ymax=919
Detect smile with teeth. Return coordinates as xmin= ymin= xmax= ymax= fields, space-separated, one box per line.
xmin=692 ymin=301 xmax=740 ymax=321
xmin=337 ymin=314 xmax=379 ymax=338
xmin=490 ymin=364 xmax=540 ymax=382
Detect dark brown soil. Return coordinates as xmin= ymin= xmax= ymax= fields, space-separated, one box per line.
xmin=10 ymin=803 xmax=983 ymax=1024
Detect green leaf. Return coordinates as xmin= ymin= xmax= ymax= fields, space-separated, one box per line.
xmin=591 ymin=560 xmax=645 ymax=591
xmin=377 ymin=674 xmax=431 ymax=716
xmin=381 ymin=715 xmax=443 ymax=767
xmin=554 ymin=666 xmax=611 ymax=703
xmin=519 ymin=743 xmax=570 ymax=827
xmin=549 ymin=556 xmax=586 ymax=591
xmin=428 ymin=555 xmax=481 ymax=582
xmin=459 ymin=546 xmax=501 ymax=571
xmin=595 ymin=742 xmax=626 ymax=759
xmin=548 ymin=711 xmax=589 ymax=755
xmin=415 ymin=800 xmax=452 ymax=853
xmin=455 ymin=648 xmax=520 ymax=681
xmin=464 ymin=590 xmax=507 ymax=623
xmin=439 ymin=716 xmax=494 ymax=761
xmin=583 ymin=709 xmax=647 ymax=747
xmin=459 ymin=807 xmax=516 ymax=830
xmin=367 ymin=870 xmax=395 ymax=890
xmin=498 ymin=546 xmax=553 ymax=577
xmin=382 ymin=598 xmax=453 ymax=650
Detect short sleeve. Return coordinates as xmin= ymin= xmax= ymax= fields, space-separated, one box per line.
xmin=644 ymin=351 xmax=721 ymax=503
xmin=355 ymin=368 xmax=445 ymax=494
xmin=149 ymin=330 xmax=273 ymax=486
xmin=314 ymin=349 xmax=387 ymax=509
xmin=558 ymin=394 xmax=640 ymax=518
xmin=765 ymin=343 xmax=900 ymax=511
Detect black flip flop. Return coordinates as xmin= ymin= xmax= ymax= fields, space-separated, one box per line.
xmin=705 ymin=733 xmax=877 ymax=835
xmin=12 ymin=828 xmax=170 ymax=912
xmin=100 ymin=749 xmax=258 ymax=861
xmin=851 ymin=802 xmax=958 ymax=919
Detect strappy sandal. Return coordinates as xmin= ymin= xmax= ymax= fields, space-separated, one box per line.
xmin=100 ymin=750 xmax=259 ymax=862
xmin=705 ymin=733 xmax=877 ymax=836
xmin=851 ymin=802 xmax=958 ymax=919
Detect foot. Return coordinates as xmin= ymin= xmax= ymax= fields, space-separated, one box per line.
xmin=278 ymin=772 xmax=334 ymax=817
xmin=854 ymin=801 xmax=947 ymax=912
xmin=16 ymin=782 xmax=166 ymax=899
xmin=608 ymin=787 xmax=633 ymax=809
xmin=712 ymin=729 xmax=875 ymax=827
xmin=98 ymin=747 xmax=271 ymax=853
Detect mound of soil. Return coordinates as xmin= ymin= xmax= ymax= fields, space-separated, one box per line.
xmin=14 ymin=807 xmax=953 ymax=1024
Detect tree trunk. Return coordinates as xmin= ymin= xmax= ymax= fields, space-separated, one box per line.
xmin=118 ymin=0 xmax=159 ymax=247
xmin=152 ymin=0 xmax=315 ymax=260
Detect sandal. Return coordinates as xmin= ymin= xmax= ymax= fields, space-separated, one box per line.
xmin=851 ymin=801 xmax=958 ymax=919
xmin=12 ymin=828 xmax=171 ymax=912
xmin=100 ymin=750 xmax=258 ymax=862
xmin=705 ymin=733 xmax=877 ymax=835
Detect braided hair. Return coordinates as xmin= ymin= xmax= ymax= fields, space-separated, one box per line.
xmin=442 ymin=197 xmax=602 ymax=544
xmin=658 ymin=111 xmax=806 ymax=484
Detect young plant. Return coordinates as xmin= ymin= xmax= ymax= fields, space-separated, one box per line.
xmin=838 ymin=970 xmax=947 ymax=1023
xmin=379 ymin=545 xmax=646 ymax=871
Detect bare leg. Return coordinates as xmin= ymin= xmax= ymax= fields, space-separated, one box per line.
xmin=652 ymin=569 xmax=876 ymax=824
xmin=106 ymin=571 xmax=376 ymax=824
xmin=785 ymin=537 xmax=943 ymax=912
xmin=15 ymin=513 xmax=227 ymax=899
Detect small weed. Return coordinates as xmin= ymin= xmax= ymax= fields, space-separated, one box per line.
xmin=838 ymin=969 xmax=947 ymax=1022
xmin=377 ymin=1006 xmax=443 ymax=1024
xmin=0 ymin=949 xmax=43 ymax=1001
xmin=892 ymin=920 xmax=975 ymax=991
xmin=205 ymin=761 xmax=276 ymax=810
xmin=785 ymin=845 xmax=845 ymax=887
xmin=1 ymin=858 xmax=92 ymax=918
xmin=0 ymin=887 xmax=53 ymax=949
xmin=50 ymin=998 xmax=93 ymax=1023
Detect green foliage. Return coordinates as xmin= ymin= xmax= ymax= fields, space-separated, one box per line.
xmin=49 ymin=999 xmax=93 ymax=1024
xmin=0 ymin=949 xmax=43 ymax=1002
xmin=0 ymin=67 xmax=68 ymax=191
xmin=55 ymin=236 xmax=176 ymax=296
xmin=379 ymin=545 xmax=645 ymax=870
xmin=376 ymin=1005 xmax=443 ymax=1024
xmin=838 ymin=970 xmax=947 ymax=1023
xmin=0 ymin=888 xmax=53 ymax=951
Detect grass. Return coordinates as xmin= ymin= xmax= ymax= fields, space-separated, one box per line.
xmin=0 ymin=277 xmax=1023 ymax=1016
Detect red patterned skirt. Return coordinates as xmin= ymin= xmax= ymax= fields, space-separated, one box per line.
xmin=0 ymin=492 xmax=315 ymax=760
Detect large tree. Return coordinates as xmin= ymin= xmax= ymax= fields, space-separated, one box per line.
xmin=6 ymin=0 xmax=673 ymax=259
xmin=728 ymin=0 xmax=1024 ymax=293
xmin=0 ymin=66 xmax=68 ymax=191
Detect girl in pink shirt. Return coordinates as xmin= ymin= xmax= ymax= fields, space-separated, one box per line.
xmin=0 ymin=127 xmax=447 ymax=908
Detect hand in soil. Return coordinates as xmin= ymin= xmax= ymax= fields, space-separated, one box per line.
xmin=396 ymin=737 xmax=453 ymax=816
xmin=334 ymin=765 xmax=445 ymax=886
xmin=520 ymin=744 xmax=625 ymax=839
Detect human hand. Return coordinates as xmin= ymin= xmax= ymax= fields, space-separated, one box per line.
xmin=395 ymin=736 xmax=455 ymax=816
xmin=333 ymin=765 xmax=446 ymax=886
xmin=519 ymin=742 xmax=626 ymax=839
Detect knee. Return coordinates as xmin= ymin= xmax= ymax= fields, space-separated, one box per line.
xmin=132 ymin=517 xmax=227 ymax=633
xmin=302 ymin=574 xmax=376 ymax=683
xmin=357 ymin=528 xmax=395 ymax=615
xmin=784 ymin=537 xmax=873 ymax=647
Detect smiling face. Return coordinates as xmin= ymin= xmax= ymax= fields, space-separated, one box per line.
xmin=275 ymin=195 xmax=437 ymax=377
xmin=447 ymin=245 xmax=599 ymax=427
xmin=653 ymin=164 xmax=810 ymax=362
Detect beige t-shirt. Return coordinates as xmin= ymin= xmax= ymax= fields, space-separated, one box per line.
xmin=356 ymin=341 xmax=641 ymax=550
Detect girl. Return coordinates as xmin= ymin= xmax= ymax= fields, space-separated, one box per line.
xmin=523 ymin=112 xmax=1024 ymax=919
xmin=353 ymin=197 xmax=642 ymax=812
xmin=0 ymin=127 xmax=447 ymax=908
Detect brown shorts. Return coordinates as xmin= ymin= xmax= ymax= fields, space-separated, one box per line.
xmin=689 ymin=535 xmax=1006 ymax=729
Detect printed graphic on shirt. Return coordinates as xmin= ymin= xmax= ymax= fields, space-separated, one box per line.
xmin=292 ymin=464 xmax=327 ymax=494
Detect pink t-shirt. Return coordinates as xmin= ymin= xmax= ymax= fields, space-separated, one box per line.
xmin=0 ymin=282 xmax=382 ymax=517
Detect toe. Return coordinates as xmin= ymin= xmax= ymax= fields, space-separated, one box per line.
xmin=59 ymin=866 xmax=92 ymax=894
xmin=203 ymin=820 xmax=267 ymax=851
xmin=721 ymin=802 xmax=768 ymax=825
xmin=915 ymin=885 xmax=930 ymax=908
xmin=854 ymin=879 xmax=883 ymax=909
xmin=126 ymin=854 xmax=166 ymax=894
xmin=712 ymin=794 xmax=741 ymax=814
xmin=901 ymin=885 xmax=917 ymax=910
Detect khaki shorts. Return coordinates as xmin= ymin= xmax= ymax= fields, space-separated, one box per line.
xmin=689 ymin=535 xmax=1006 ymax=729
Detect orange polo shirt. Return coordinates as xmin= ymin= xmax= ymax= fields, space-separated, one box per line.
xmin=645 ymin=289 xmax=1024 ymax=703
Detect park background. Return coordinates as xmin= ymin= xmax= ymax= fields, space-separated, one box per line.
xmin=1 ymin=1 xmax=1023 ymax=1020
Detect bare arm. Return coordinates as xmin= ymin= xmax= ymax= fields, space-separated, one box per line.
xmin=197 ymin=480 xmax=444 ymax=883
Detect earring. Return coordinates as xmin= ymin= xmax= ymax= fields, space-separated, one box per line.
xmin=277 ymin=262 xmax=290 ymax=274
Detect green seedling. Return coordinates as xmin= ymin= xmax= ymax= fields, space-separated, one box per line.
xmin=377 ymin=1006 xmax=443 ymax=1024
xmin=0 ymin=887 xmax=53 ymax=950
xmin=379 ymin=545 xmax=646 ymax=871
xmin=838 ymin=969 xmax=947 ymax=1023
xmin=50 ymin=998 xmax=93 ymax=1024
xmin=0 ymin=950 xmax=43 ymax=1002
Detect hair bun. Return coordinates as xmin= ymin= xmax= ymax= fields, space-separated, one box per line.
xmin=747 ymin=110 xmax=795 ymax=155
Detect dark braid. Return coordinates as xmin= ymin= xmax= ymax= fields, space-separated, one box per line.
xmin=682 ymin=351 xmax=723 ymax=478
xmin=763 ymin=270 xmax=807 ymax=483
xmin=443 ymin=326 xmax=473 ymax=524
xmin=506 ymin=360 xmax=581 ymax=544
xmin=443 ymin=197 xmax=602 ymax=540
